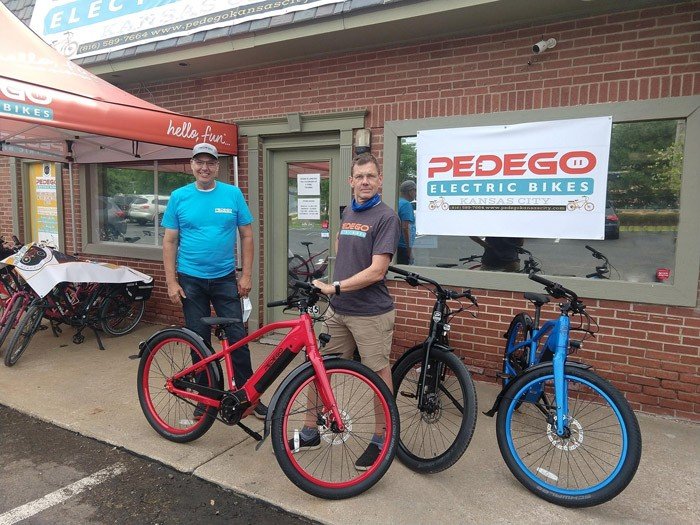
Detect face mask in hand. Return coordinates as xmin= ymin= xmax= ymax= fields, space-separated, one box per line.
xmin=242 ymin=297 xmax=252 ymax=322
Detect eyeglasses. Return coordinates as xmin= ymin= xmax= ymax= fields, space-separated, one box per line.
xmin=352 ymin=173 xmax=379 ymax=182
xmin=192 ymin=159 xmax=219 ymax=168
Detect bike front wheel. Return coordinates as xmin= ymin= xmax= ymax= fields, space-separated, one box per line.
xmin=392 ymin=347 xmax=477 ymax=473
xmin=0 ymin=295 xmax=27 ymax=355
xmin=271 ymin=359 xmax=399 ymax=499
xmin=100 ymin=288 xmax=145 ymax=336
xmin=496 ymin=365 xmax=642 ymax=507
xmin=137 ymin=330 xmax=222 ymax=443
xmin=4 ymin=304 xmax=43 ymax=367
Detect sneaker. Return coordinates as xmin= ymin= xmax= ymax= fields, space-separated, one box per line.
xmin=253 ymin=402 xmax=268 ymax=420
xmin=193 ymin=403 xmax=206 ymax=421
xmin=355 ymin=443 xmax=381 ymax=471
xmin=288 ymin=430 xmax=321 ymax=453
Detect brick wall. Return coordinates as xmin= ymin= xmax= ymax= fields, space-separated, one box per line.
xmin=1 ymin=2 xmax=698 ymax=419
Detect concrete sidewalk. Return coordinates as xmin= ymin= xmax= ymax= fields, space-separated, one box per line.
xmin=0 ymin=322 xmax=698 ymax=524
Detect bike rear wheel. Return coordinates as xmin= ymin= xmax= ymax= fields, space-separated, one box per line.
xmin=502 ymin=313 xmax=533 ymax=386
xmin=496 ymin=365 xmax=642 ymax=507
xmin=287 ymin=255 xmax=310 ymax=284
xmin=137 ymin=330 xmax=222 ymax=443
xmin=392 ymin=347 xmax=477 ymax=473
xmin=4 ymin=304 xmax=44 ymax=367
xmin=271 ymin=359 xmax=398 ymax=499
xmin=100 ymin=288 xmax=145 ymax=336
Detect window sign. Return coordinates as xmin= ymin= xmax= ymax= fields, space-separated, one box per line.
xmin=416 ymin=116 xmax=612 ymax=240
xmin=30 ymin=0 xmax=344 ymax=59
xmin=297 ymin=173 xmax=321 ymax=196
xmin=298 ymin=198 xmax=321 ymax=220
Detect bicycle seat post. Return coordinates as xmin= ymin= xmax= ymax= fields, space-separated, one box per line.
xmin=532 ymin=303 xmax=543 ymax=330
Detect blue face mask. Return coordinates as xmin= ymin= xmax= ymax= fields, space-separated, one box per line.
xmin=351 ymin=193 xmax=381 ymax=212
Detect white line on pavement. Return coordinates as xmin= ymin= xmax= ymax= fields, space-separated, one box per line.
xmin=0 ymin=462 xmax=127 ymax=525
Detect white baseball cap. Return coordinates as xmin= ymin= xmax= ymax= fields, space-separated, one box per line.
xmin=191 ymin=143 xmax=219 ymax=159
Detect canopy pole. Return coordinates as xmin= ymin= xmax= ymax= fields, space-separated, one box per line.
xmin=233 ymin=155 xmax=241 ymax=269
xmin=68 ymin=161 xmax=77 ymax=255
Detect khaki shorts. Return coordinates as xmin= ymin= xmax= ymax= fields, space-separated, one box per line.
xmin=322 ymin=307 xmax=395 ymax=372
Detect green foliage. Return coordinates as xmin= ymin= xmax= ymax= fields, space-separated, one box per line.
xmin=103 ymin=167 xmax=191 ymax=197
xmin=608 ymin=120 xmax=683 ymax=208
xmin=399 ymin=139 xmax=416 ymax=183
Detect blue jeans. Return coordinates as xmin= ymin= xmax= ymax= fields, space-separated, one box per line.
xmin=178 ymin=271 xmax=253 ymax=387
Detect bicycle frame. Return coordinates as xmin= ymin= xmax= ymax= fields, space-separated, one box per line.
xmin=506 ymin=314 xmax=571 ymax=436
xmin=167 ymin=312 xmax=346 ymax=431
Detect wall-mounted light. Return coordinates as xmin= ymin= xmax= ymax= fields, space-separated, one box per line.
xmin=532 ymin=37 xmax=557 ymax=54
xmin=354 ymin=129 xmax=371 ymax=155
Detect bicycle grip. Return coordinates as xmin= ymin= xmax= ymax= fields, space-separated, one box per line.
xmin=388 ymin=265 xmax=411 ymax=277
xmin=529 ymin=272 xmax=556 ymax=288
xmin=267 ymin=299 xmax=289 ymax=308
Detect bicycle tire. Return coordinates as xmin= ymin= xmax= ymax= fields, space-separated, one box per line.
xmin=100 ymin=288 xmax=145 ymax=336
xmin=0 ymin=296 xmax=26 ymax=355
xmin=4 ymin=304 xmax=44 ymax=367
xmin=287 ymin=255 xmax=310 ymax=283
xmin=271 ymin=359 xmax=399 ymax=499
xmin=392 ymin=347 xmax=477 ymax=473
xmin=495 ymin=365 xmax=642 ymax=507
xmin=137 ymin=330 xmax=222 ymax=443
xmin=502 ymin=313 xmax=533 ymax=386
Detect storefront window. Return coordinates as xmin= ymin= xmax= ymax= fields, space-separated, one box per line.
xmin=398 ymin=119 xmax=683 ymax=284
xmin=90 ymin=160 xmax=192 ymax=246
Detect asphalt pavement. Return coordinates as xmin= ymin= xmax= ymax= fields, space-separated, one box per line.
xmin=0 ymin=322 xmax=698 ymax=524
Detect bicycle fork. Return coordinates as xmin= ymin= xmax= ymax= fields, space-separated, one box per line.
xmin=552 ymin=316 xmax=570 ymax=437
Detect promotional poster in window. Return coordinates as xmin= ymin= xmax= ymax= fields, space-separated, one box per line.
xmin=416 ymin=116 xmax=612 ymax=240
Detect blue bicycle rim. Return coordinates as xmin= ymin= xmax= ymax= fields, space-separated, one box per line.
xmin=505 ymin=372 xmax=629 ymax=495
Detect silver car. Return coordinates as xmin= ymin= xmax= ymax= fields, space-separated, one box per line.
xmin=128 ymin=195 xmax=170 ymax=225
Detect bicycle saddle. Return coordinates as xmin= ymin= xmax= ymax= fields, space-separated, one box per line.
xmin=200 ymin=316 xmax=242 ymax=327
xmin=300 ymin=241 xmax=313 ymax=247
xmin=524 ymin=292 xmax=549 ymax=306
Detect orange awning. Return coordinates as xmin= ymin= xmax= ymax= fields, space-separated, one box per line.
xmin=0 ymin=4 xmax=237 ymax=163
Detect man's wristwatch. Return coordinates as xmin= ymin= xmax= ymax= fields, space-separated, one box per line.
xmin=333 ymin=281 xmax=341 ymax=295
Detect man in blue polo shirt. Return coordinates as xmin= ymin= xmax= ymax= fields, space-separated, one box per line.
xmin=162 ymin=142 xmax=266 ymax=419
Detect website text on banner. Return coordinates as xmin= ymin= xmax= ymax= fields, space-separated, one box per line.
xmin=416 ymin=116 xmax=612 ymax=240
xmin=29 ymin=0 xmax=344 ymax=60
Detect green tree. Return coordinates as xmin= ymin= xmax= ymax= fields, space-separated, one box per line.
xmin=399 ymin=139 xmax=417 ymax=183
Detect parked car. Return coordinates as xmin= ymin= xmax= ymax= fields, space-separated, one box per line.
xmin=97 ymin=196 xmax=128 ymax=236
xmin=128 ymin=194 xmax=170 ymax=225
xmin=605 ymin=203 xmax=620 ymax=240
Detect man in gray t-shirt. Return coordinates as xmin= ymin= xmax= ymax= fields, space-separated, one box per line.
xmin=308 ymin=153 xmax=400 ymax=470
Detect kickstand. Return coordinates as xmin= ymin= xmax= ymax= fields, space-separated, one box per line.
xmin=92 ymin=327 xmax=106 ymax=350
xmin=237 ymin=421 xmax=262 ymax=441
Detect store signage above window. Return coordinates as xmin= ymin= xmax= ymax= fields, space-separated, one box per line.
xmin=416 ymin=116 xmax=613 ymax=240
xmin=29 ymin=0 xmax=344 ymax=59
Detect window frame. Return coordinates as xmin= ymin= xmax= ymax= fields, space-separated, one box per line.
xmin=80 ymin=157 xmax=230 ymax=260
xmin=382 ymin=96 xmax=700 ymax=306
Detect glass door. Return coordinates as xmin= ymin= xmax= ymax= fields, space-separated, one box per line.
xmin=269 ymin=148 xmax=341 ymax=322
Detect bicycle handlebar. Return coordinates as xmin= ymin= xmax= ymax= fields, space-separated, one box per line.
xmin=528 ymin=272 xmax=580 ymax=304
xmin=267 ymin=280 xmax=323 ymax=309
xmin=585 ymin=245 xmax=608 ymax=261
xmin=388 ymin=266 xmax=477 ymax=306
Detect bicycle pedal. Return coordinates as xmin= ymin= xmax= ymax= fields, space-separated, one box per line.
xmin=399 ymin=390 xmax=417 ymax=398
xmin=496 ymin=372 xmax=513 ymax=379
xmin=37 ymin=324 xmax=48 ymax=331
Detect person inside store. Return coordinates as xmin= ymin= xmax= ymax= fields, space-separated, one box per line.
xmin=397 ymin=179 xmax=417 ymax=264
xmin=161 ymin=142 xmax=266 ymax=419
xmin=470 ymin=236 xmax=524 ymax=272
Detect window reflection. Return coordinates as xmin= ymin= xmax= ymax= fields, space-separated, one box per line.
xmin=398 ymin=119 xmax=683 ymax=284
xmin=93 ymin=160 xmax=192 ymax=245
